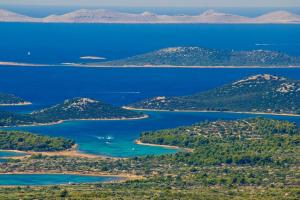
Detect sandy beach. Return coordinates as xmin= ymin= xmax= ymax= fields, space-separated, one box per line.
xmin=0 ymin=61 xmax=50 ymax=67
xmin=124 ymin=107 xmax=300 ymax=117
xmin=0 ymin=144 xmax=112 ymax=159
xmin=135 ymin=140 xmax=193 ymax=152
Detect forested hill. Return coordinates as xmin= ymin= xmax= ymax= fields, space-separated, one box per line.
xmin=139 ymin=117 xmax=299 ymax=148
xmin=0 ymin=97 xmax=146 ymax=127
xmin=0 ymin=93 xmax=30 ymax=105
xmin=0 ymin=131 xmax=74 ymax=152
xmin=98 ymin=47 xmax=300 ymax=67
xmin=129 ymin=74 xmax=300 ymax=115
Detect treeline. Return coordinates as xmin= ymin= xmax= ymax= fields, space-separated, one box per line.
xmin=0 ymin=131 xmax=75 ymax=152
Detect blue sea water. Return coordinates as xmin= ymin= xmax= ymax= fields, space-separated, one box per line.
xmin=0 ymin=151 xmax=26 ymax=158
xmin=0 ymin=67 xmax=300 ymax=157
xmin=0 ymin=23 xmax=300 ymax=64
xmin=0 ymin=24 xmax=300 ymax=158
xmin=0 ymin=174 xmax=121 ymax=186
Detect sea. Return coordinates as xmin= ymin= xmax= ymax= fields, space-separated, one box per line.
xmin=0 ymin=22 xmax=300 ymax=158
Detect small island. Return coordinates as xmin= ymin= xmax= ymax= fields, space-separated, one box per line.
xmin=0 ymin=97 xmax=147 ymax=127
xmin=0 ymin=130 xmax=74 ymax=152
xmin=96 ymin=47 xmax=300 ymax=67
xmin=0 ymin=93 xmax=31 ymax=106
xmin=128 ymin=74 xmax=300 ymax=115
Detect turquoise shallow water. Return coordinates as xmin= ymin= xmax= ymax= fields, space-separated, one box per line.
xmin=0 ymin=174 xmax=121 ymax=186
xmin=2 ymin=111 xmax=300 ymax=157
xmin=0 ymin=151 xmax=27 ymax=158
xmin=0 ymin=67 xmax=300 ymax=157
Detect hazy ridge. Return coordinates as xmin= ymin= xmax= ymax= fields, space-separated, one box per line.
xmin=1 ymin=9 xmax=300 ymax=24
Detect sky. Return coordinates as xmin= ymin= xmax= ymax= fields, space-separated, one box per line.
xmin=1 ymin=0 xmax=299 ymax=7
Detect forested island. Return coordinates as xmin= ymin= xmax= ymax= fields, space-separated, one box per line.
xmin=128 ymin=74 xmax=300 ymax=115
xmin=97 ymin=47 xmax=300 ymax=67
xmin=0 ymin=131 xmax=74 ymax=152
xmin=0 ymin=93 xmax=31 ymax=106
xmin=0 ymin=97 xmax=146 ymax=127
xmin=0 ymin=117 xmax=299 ymax=199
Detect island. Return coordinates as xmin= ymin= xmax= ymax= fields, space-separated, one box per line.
xmin=96 ymin=47 xmax=300 ymax=67
xmin=0 ymin=130 xmax=74 ymax=152
xmin=0 ymin=97 xmax=147 ymax=127
xmin=127 ymin=74 xmax=300 ymax=115
xmin=0 ymin=9 xmax=300 ymax=24
xmin=0 ymin=117 xmax=298 ymax=199
xmin=0 ymin=93 xmax=31 ymax=106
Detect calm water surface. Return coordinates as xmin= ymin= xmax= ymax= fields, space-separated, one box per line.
xmin=1 ymin=68 xmax=300 ymax=157
xmin=0 ymin=174 xmax=121 ymax=186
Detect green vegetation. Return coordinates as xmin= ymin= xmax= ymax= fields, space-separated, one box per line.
xmin=98 ymin=47 xmax=300 ymax=67
xmin=130 ymin=74 xmax=300 ymax=114
xmin=0 ymin=117 xmax=299 ymax=199
xmin=0 ymin=131 xmax=74 ymax=152
xmin=0 ymin=97 xmax=145 ymax=127
xmin=0 ymin=93 xmax=29 ymax=105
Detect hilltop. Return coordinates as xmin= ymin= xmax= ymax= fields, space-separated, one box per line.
xmin=0 ymin=93 xmax=31 ymax=106
xmin=128 ymin=74 xmax=300 ymax=115
xmin=0 ymin=97 xmax=146 ymax=126
xmin=98 ymin=47 xmax=300 ymax=67
xmin=0 ymin=9 xmax=300 ymax=24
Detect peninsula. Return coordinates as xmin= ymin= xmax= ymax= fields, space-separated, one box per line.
xmin=0 ymin=130 xmax=74 ymax=152
xmin=0 ymin=97 xmax=147 ymax=127
xmin=0 ymin=93 xmax=31 ymax=106
xmin=127 ymin=74 xmax=300 ymax=115
xmin=1 ymin=117 xmax=298 ymax=199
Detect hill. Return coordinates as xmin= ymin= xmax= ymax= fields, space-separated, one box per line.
xmin=0 ymin=97 xmax=146 ymax=126
xmin=128 ymin=74 xmax=300 ymax=115
xmin=0 ymin=130 xmax=74 ymax=152
xmin=99 ymin=47 xmax=300 ymax=67
xmin=139 ymin=117 xmax=299 ymax=148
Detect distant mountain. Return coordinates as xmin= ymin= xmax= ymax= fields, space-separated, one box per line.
xmin=99 ymin=47 xmax=300 ymax=67
xmin=128 ymin=74 xmax=300 ymax=115
xmin=0 ymin=93 xmax=31 ymax=105
xmin=0 ymin=97 xmax=146 ymax=126
xmin=0 ymin=9 xmax=300 ymax=24
xmin=254 ymin=11 xmax=300 ymax=23
xmin=0 ymin=9 xmax=38 ymax=22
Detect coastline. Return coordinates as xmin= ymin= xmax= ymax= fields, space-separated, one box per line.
xmin=2 ymin=114 xmax=149 ymax=128
xmin=135 ymin=140 xmax=193 ymax=152
xmin=2 ymin=61 xmax=300 ymax=69
xmin=0 ymin=102 xmax=32 ymax=106
xmin=0 ymin=61 xmax=51 ymax=67
xmin=64 ymin=63 xmax=300 ymax=69
xmin=123 ymin=106 xmax=300 ymax=117
xmin=0 ymin=171 xmax=143 ymax=187
xmin=0 ymin=144 xmax=111 ymax=159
